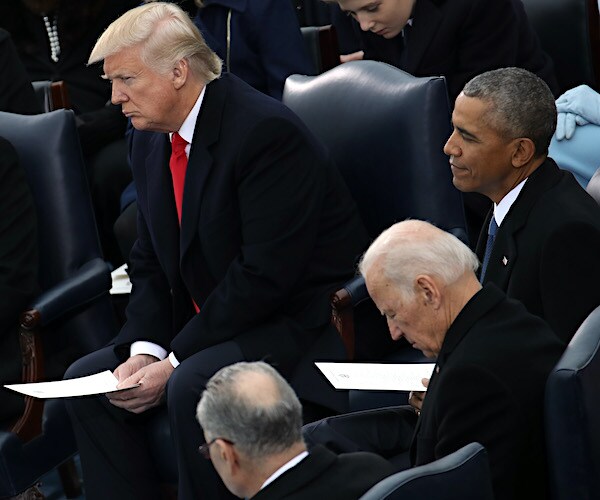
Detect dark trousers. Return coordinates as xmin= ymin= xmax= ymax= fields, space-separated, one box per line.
xmin=303 ymin=405 xmax=418 ymax=470
xmin=65 ymin=342 xmax=244 ymax=500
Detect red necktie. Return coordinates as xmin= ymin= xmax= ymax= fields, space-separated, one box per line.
xmin=169 ymin=132 xmax=188 ymax=225
xmin=169 ymin=132 xmax=199 ymax=313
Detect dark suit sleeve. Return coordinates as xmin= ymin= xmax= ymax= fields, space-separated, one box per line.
xmin=116 ymin=199 xmax=176 ymax=357
xmin=539 ymin=221 xmax=600 ymax=342
xmin=253 ymin=0 xmax=314 ymax=99
xmin=425 ymin=364 xmax=519 ymax=492
xmin=171 ymin=117 xmax=330 ymax=360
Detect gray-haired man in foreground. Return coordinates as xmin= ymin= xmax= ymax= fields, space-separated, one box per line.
xmin=196 ymin=361 xmax=393 ymax=499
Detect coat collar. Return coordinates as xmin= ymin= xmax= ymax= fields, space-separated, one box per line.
xmin=252 ymin=445 xmax=336 ymax=499
xmin=436 ymin=284 xmax=505 ymax=367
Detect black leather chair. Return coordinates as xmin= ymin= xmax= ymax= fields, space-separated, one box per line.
xmin=359 ymin=442 xmax=494 ymax=500
xmin=283 ymin=61 xmax=467 ymax=362
xmin=0 ymin=109 xmax=117 ymax=498
xmin=521 ymin=0 xmax=600 ymax=95
xmin=545 ymin=304 xmax=600 ymax=500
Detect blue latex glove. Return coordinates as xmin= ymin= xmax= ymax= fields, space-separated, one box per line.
xmin=554 ymin=85 xmax=599 ymax=140
xmin=556 ymin=85 xmax=600 ymax=124
xmin=556 ymin=112 xmax=590 ymax=141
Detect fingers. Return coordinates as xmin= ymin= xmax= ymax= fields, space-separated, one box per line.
xmin=556 ymin=112 xmax=566 ymax=141
xmin=340 ymin=51 xmax=364 ymax=63
xmin=565 ymin=113 xmax=576 ymax=140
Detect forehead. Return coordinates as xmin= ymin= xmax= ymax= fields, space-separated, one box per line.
xmin=452 ymin=94 xmax=503 ymax=138
xmin=103 ymin=47 xmax=144 ymax=77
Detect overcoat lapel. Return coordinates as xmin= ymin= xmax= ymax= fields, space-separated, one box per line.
xmin=180 ymin=78 xmax=226 ymax=263
xmin=144 ymin=132 xmax=181 ymax=282
xmin=479 ymin=159 xmax=562 ymax=289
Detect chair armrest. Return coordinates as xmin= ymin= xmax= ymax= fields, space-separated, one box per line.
xmin=13 ymin=258 xmax=111 ymax=442
xmin=331 ymin=275 xmax=369 ymax=360
xmin=21 ymin=258 xmax=112 ymax=330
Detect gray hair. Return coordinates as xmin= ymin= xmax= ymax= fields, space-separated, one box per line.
xmin=196 ymin=361 xmax=304 ymax=460
xmin=90 ymin=2 xmax=221 ymax=83
xmin=461 ymin=67 xmax=556 ymax=158
xmin=359 ymin=220 xmax=479 ymax=300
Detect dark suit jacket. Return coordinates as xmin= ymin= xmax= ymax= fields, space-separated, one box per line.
xmin=120 ymin=74 xmax=368 ymax=407
xmin=194 ymin=0 xmax=314 ymax=100
xmin=411 ymin=284 xmax=564 ymax=500
xmin=0 ymin=137 xmax=38 ymax=425
xmin=347 ymin=0 xmax=558 ymax=102
xmin=478 ymin=158 xmax=600 ymax=343
xmin=253 ymin=444 xmax=394 ymax=500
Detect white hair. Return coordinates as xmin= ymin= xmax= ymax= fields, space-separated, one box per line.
xmin=89 ymin=2 xmax=221 ymax=83
xmin=359 ymin=220 xmax=479 ymax=299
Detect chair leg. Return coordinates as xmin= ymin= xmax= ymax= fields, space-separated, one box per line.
xmin=57 ymin=458 xmax=82 ymax=498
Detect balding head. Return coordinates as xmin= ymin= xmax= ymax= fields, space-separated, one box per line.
xmin=196 ymin=361 xmax=304 ymax=460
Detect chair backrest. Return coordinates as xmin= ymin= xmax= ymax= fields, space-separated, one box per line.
xmin=0 ymin=109 xmax=114 ymax=372
xmin=301 ymin=25 xmax=340 ymax=75
xmin=545 ymin=304 xmax=600 ymax=500
xmin=0 ymin=109 xmax=116 ymax=497
xmin=359 ymin=442 xmax=494 ymax=500
xmin=520 ymin=0 xmax=600 ymax=94
xmin=283 ymin=60 xmax=467 ymax=242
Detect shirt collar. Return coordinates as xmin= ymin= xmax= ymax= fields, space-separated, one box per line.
xmin=259 ymin=450 xmax=309 ymax=491
xmin=169 ymin=86 xmax=206 ymax=150
xmin=493 ymin=178 xmax=527 ymax=227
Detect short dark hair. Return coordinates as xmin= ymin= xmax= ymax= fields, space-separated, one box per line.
xmin=462 ymin=67 xmax=556 ymax=157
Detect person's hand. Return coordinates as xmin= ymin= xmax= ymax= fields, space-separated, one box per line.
xmin=556 ymin=112 xmax=589 ymax=141
xmin=408 ymin=378 xmax=429 ymax=416
xmin=113 ymin=354 xmax=157 ymax=383
xmin=107 ymin=357 xmax=174 ymax=414
xmin=555 ymin=85 xmax=599 ymax=140
xmin=340 ymin=51 xmax=364 ymax=63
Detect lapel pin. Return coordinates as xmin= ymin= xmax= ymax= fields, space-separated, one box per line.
xmin=502 ymin=256 xmax=508 ymax=266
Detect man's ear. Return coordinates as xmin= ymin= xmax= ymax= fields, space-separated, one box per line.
xmin=217 ymin=439 xmax=240 ymax=474
xmin=172 ymin=58 xmax=189 ymax=90
xmin=415 ymin=275 xmax=442 ymax=309
xmin=511 ymin=137 xmax=536 ymax=168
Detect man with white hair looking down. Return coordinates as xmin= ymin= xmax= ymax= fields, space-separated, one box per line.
xmin=304 ymin=219 xmax=564 ymax=500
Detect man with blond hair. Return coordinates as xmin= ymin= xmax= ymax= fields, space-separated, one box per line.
xmin=305 ymin=220 xmax=564 ymax=500
xmin=196 ymin=361 xmax=393 ymax=499
xmin=64 ymin=3 xmax=367 ymax=499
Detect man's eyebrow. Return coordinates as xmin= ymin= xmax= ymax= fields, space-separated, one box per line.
xmin=455 ymin=125 xmax=479 ymax=141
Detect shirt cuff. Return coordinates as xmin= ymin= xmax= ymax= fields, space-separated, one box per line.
xmin=168 ymin=351 xmax=180 ymax=368
xmin=130 ymin=341 xmax=168 ymax=361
